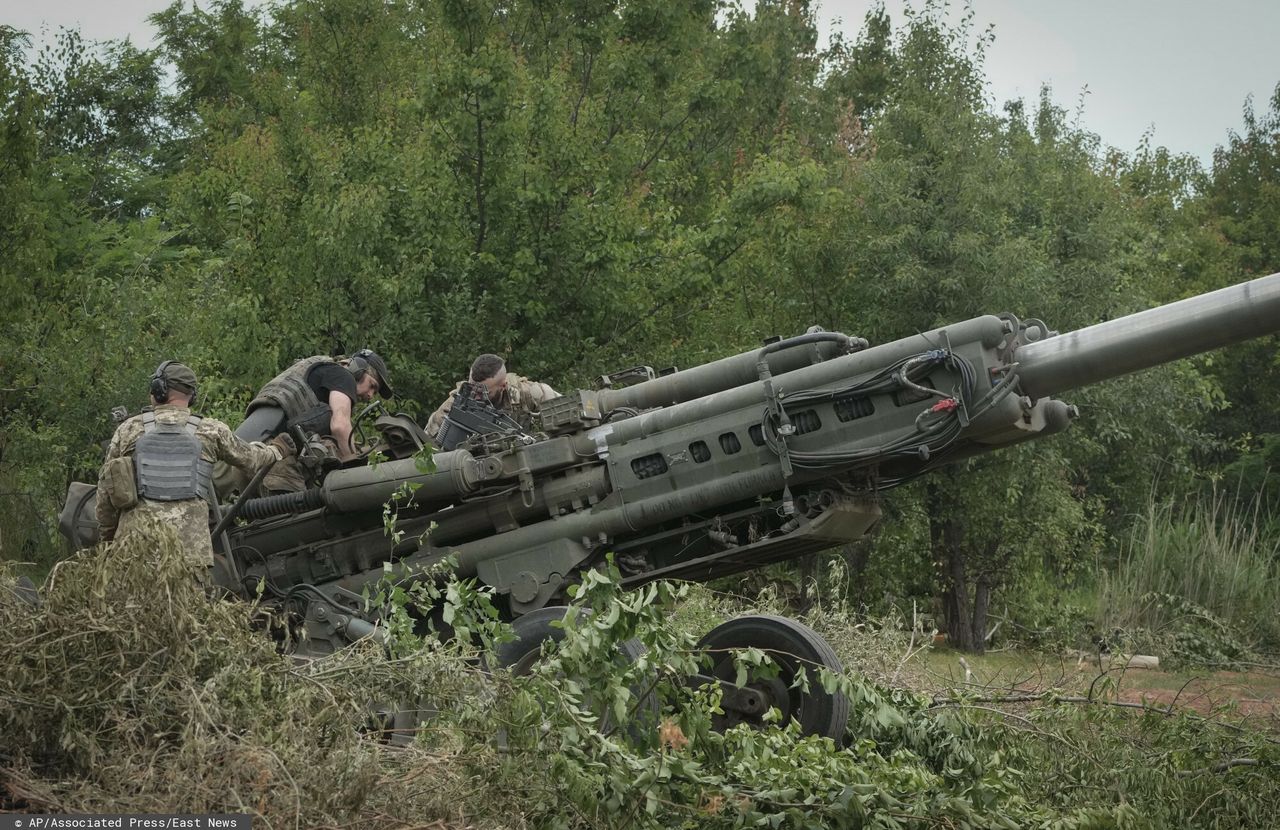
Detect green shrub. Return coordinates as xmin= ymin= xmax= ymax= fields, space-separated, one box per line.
xmin=1097 ymin=489 xmax=1280 ymax=655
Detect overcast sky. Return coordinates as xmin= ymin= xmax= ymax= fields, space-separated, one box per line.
xmin=6 ymin=0 xmax=1278 ymax=165
xmin=823 ymin=1 xmax=1280 ymax=165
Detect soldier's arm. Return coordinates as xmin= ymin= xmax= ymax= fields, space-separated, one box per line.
xmin=212 ymin=421 xmax=282 ymax=471
xmin=424 ymin=394 xmax=455 ymax=441
xmin=95 ymin=431 xmax=123 ymax=541
xmin=329 ymin=390 xmax=357 ymax=460
xmin=523 ymin=380 xmax=560 ymax=409
xmin=533 ymin=382 xmax=560 ymax=403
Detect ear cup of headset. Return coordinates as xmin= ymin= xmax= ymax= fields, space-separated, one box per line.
xmin=151 ymin=361 xmax=172 ymax=402
xmin=149 ymin=360 xmax=197 ymax=405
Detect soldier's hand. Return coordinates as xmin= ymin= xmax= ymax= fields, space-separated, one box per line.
xmin=269 ymin=432 xmax=297 ymax=459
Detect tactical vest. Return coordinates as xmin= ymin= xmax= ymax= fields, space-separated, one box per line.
xmin=247 ymin=355 xmax=337 ymax=422
xmin=133 ymin=411 xmax=214 ymax=502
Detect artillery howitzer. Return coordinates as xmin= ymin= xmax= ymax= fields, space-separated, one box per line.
xmin=59 ymin=273 xmax=1280 ymax=739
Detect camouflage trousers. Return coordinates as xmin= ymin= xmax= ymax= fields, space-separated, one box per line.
xmin=111 ymin=502 xmax=216 ymax=595
xmin=216 ymin=436 xmax=338 ymax=498
xmin=212 ymin=459 xmax=251 ymax=501
xmin=262 ymin=455 xmax=308 ymax=494
xmin=115 ymin=498 xmax=215 ymax=565
xmin=261 ymin=435 xmax=340 ymax=494
xmin=213 ymin=450 xmax=313 ymax=498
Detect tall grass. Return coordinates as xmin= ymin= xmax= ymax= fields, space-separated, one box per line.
xmin=1098 ymin=489 xmax=1280 ymax=649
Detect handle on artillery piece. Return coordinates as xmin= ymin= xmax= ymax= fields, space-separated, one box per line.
xmin=211 ymin=461 xmax=274 ymax=541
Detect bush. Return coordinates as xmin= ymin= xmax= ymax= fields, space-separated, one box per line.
xmin=0 ymin=520 xmax=495 ymax=826
xmin=1097 ymin=489 xmax=1280 ymax=656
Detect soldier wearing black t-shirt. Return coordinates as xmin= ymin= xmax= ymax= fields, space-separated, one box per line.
xmin=223 ymin=350 xmax=394 ymax=494
xmin=300 ymin=359 xmax=384 ymax=459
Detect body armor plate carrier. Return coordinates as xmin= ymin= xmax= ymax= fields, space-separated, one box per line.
xmin=133 ymin=411 xmax=214 ymax=502
xmin=247 ymin=356 xmax=337 ymax=435
xmin=247 ymin=355 xmax=337 ymax=424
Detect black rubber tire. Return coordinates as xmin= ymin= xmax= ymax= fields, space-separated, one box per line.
xmin=696 ymin=613 xmax=849 ymax=742
xmin=495 ymin=605 xmax=659 ymax=740
xmin=495 ymin=605 xmax=580 ymax=674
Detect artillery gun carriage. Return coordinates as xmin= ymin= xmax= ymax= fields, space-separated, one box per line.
xmin=59 ymin=273 xmax=1280 ymax=740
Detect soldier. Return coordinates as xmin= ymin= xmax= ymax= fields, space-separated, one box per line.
xmin=241 ymin=349 xmax=394 ymax=493
xmin=95 ymin=361 xmax=295 ymax=588
xmin=425 ymin=353 xmax=559 ymax=443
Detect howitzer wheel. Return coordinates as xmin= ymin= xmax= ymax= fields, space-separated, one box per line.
xmin=696 ymin=614 xmax=848 ymax=742
xmin=495 ymin=605 xmax=659 ymax=740
xmin=496 ymin=605 xmax=581 ymax=675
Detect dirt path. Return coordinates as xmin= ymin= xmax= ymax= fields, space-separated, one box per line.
xmin=1113 ymin=668 xmax=1280 ymax=724
xmin=913 ymin=647 xmax=1280 ymax=729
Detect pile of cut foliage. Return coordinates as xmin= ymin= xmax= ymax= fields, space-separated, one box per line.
xmin=2 ymin=528 xmax=1278 ymax=828
xmin=0 ymin=521 xmax=492 ymax=827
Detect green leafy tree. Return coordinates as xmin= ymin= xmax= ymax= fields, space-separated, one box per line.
xmin=1196 ymin=84 xmax=1280 ymax=513
xmin=0 ymin=26 xmax=186 ymax=569
xmin=729 ymin=7 xmax=1217 ymax=651
xmin=149 ymin=0 xmax=858 ymax=401
xmin=0 ymin=0 xmax=1256 ymax=621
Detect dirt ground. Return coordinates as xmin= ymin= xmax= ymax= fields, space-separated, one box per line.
xmin=1113 ymin=667 xmax=1280 ymax=722
xmin=911 ymin=647 xmax=1280 ymax=730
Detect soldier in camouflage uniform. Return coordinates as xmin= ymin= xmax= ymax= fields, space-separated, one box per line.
xmin=425 ymin=353 xmax=559 ymax=444
xmin=96 ymin=361 xmax=294 ymax=587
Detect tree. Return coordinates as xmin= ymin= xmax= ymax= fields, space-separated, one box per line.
xmin=0 ymin=26 xmax=185 ymax=570
xmin=1196 ymin=84 xmax=1280 ymax=506
xmin=730 ymin=7 xmax=1216 ymax=651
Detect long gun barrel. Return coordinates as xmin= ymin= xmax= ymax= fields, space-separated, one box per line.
xmin=595 ymin=332 xmax=866 ymax=414
xmin=1017 ymin=273 xmax=1280 ymax=399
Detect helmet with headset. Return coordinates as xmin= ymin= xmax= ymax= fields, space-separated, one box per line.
xmin=150 ymin=361 xmax=199 ymax=406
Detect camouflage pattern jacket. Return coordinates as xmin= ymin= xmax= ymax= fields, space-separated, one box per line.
xmin=425 ymin=374 xmax=560 ymax=441
xmin=96 ymin=404 xmax=282 ymax=567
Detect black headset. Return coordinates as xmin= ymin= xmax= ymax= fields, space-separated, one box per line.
xmin=150 ymin=360 xmax=197 ymax=406
xmin=347 ymin=353 xmax=370 ymax=381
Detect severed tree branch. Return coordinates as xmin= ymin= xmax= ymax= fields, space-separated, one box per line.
xmin=1177 ymin=758 xmax=1265 ymax=777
